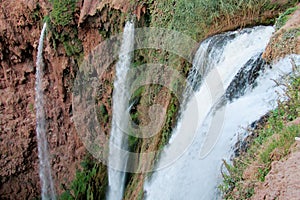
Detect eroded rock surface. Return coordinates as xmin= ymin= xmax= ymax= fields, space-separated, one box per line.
xmin=252 ymin=143 xmax=300 ymax=200
xmin=0 ymin=0 xmax=130 ymax=198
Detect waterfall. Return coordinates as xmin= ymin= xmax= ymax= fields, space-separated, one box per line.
xmin=144 ymin=26 xmax=299 ymax=199
xmin=107 ymin=21 xmax=135 ymax=200
xmin=35 ymin=23 xmax=56 ymax=200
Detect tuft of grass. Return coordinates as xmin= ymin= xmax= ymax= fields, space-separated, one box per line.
xmin=219 ymin=73 xmax=300 ymax=199
xmin=275 ymin=6 xmax=299 ymax=30
xmin=29 ymin=103 xmax=34 ymax=113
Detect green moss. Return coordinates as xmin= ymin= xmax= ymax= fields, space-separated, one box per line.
xmin=43 ymin=15 xmax=51 ymax=25
xmin=50 ymin=0 xmax=77 ymax=27
xmin=63 ymin=38 xmax=83 ymax=57
xmin=150 ymin=0 xmax=270 ymax=40
xmin=96 ymin=104 xmax=109 ymax=124
xmin=29 ymin=103 xmax=34 ymax=113
xmin=132 ymin=86 xmax=145 ymax=99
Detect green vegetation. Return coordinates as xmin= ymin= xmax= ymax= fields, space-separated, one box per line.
xmin=63 ymin=38 xmax=83 ymax=57
xmin=51 ymin=0 xmax=299 ymax=199
xmin=96 ymin=104 xmax=109 ymax=124
xmin=128 ymin=134 xmax=140 ymax=152
xmin=149 ymin=0 xmax=298 ymax=40
xmin=41 ymin=0 xmax=84 ymax=59
xmin=45 ymin=19 xmax=83 ymax=57
xmin=28 ymin=103 xmax=34 ymax=113
xmin=219 ymin=72 xmax=300 ymax=199
xmin=31 ymin=4 xmax=42 ymax=22
xmin=275 ymin=5 xmax=299 ymax=30
xmin=60 ymin=156 xmax=108 ymax=200
xmin=159 ymin=96 xmax=179 ymax=148
xmin=50 ymin=0 xmax=77 ymax=27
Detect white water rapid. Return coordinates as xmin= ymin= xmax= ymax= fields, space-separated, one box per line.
xmin=107 ymin=21 xmax=135 ymax=200
xmin=35 ymin=23 xmax=56 ymax=200
xmin=144 ymin=26 xmax=300 ymax=200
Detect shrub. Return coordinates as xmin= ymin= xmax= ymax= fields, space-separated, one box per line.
xmin=60 ymin=156 xmax=108 ymax=200
xmin=97 ymin=104 xmax=109 ymax=124
xmin=63 ymin=38 xmax=83 ymax=57
xmin=50 ymin=0 xmax=77 ymax=27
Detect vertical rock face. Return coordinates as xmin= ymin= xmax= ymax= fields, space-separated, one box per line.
xmin=0 ymin=1 xmax=84 ymax=198
xmin=1 ymin=1 xmax=43 ymax=198
xmin=0 ymin=0 xmax=145 ymax=198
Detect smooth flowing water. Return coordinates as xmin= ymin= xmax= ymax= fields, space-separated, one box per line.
xmin=107 ymin=21 xmax=135 ymax=200
xmin=35 ymin=23 xmax=56 ymax=200
xmin=144 ymin=26 xmax=299 ymax=199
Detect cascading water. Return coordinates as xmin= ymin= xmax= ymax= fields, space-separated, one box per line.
xmin=35 ymin=23 xmax=56 ymax=200
xmin=144 ymin=26 xmax=299 ymax=199
xmin=107 ymin=21 xmax=135 ymax=200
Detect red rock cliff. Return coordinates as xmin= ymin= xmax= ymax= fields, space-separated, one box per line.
xmin=0 ymin=0 xmax=145 ymax=198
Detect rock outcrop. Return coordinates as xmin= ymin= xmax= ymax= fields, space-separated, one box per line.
xmin=263 ymin=4 xmax=300 ymax=62
xmin=79 ymin=0 xmax=146 ymax=24
xmin=251 ymin=143 xmax=300 ymax=200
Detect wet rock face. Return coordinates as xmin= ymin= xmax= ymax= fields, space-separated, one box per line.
xmin=225 ymin=53 xmax=267 ymax=102
xmin=0 ymin=0 xmax=134 ymax=198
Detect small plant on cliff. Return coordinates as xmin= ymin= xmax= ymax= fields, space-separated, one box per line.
xmin=60 ymin=155 xmax=108 ymax=200
xmin=46 ymin=1 xmax=83 ymax=58
xmin=63 ymin=38 xmax=83 ymax=57
xmin=96 ymin=104 xmax=109 ymax=124
xmin=50 ymin=0 xmax=77 ymax=26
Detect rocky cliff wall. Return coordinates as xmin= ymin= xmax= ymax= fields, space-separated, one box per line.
xmin=0 ymin=0 xmax=145 ymax=198
xmin=0 ymin=0 xmax=298 ymax=199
